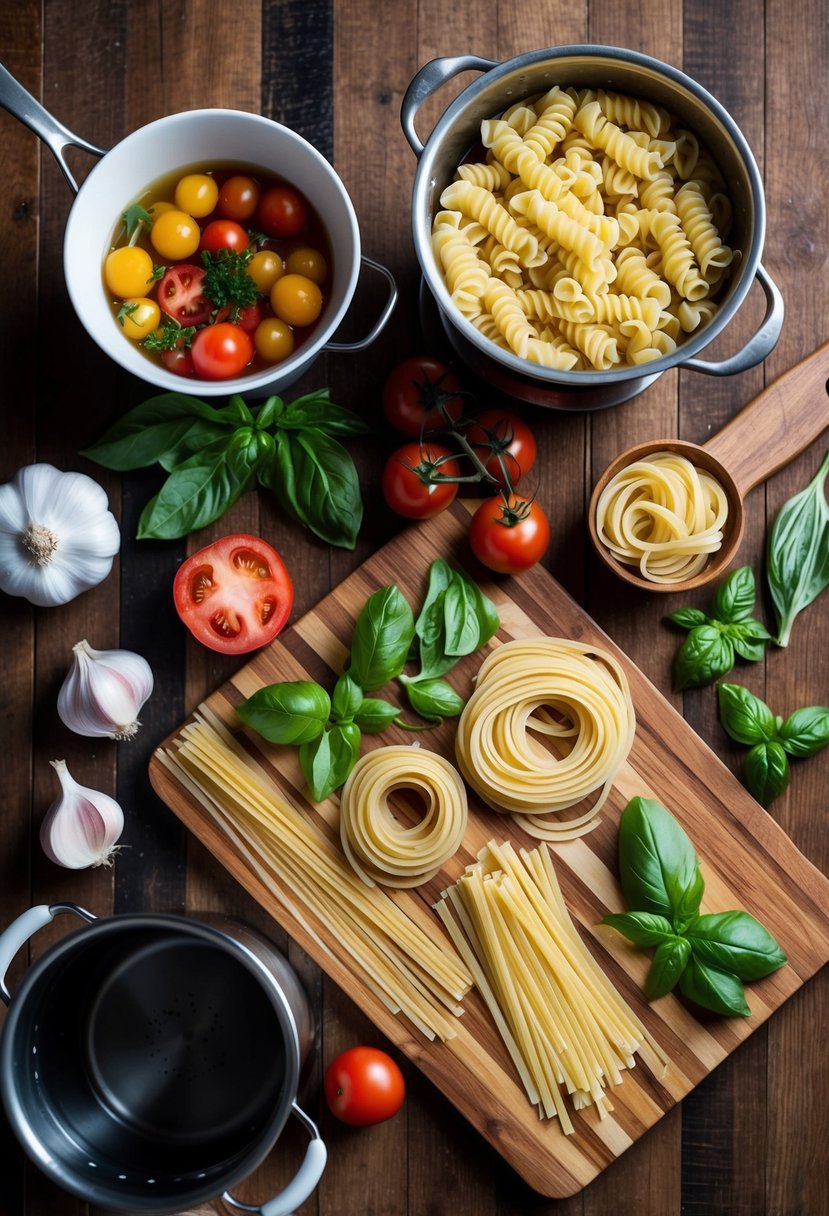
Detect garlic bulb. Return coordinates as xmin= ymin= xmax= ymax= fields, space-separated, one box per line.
xmin=41 ymin=760 xmax=125 ymax=869
xmin=58 ymin=640 xmax=154 ymax=740
xmin=0 ymin=463 xmax=120 ymax=607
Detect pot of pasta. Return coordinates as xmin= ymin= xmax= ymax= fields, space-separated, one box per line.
xmin=402 ymin=45 xmax=783 ymax=410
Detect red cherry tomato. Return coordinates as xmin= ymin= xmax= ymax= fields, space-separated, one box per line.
xmin=156 ymin=263 xmax=211 ymax=326
xmin=190 ymin=322 xmax=254 ymax=380
xmin=217 ymin=174 xmax=260 ymax=221
xmin=324 ymin=1047 xmax=405 ymax=1127
xmin=199 ymin=219 xmax=250 ymax=255
xmin=466 ymin=409 xmax=538 ymax=492
xmin=382 ymin=356 xmax=464 ymax=436
xmin=468 ymin=493 xmax=551 ymax=574
xmin=173 ymin=533 xmax=293 ymax=655
xmin=382 ymin=442 xmax=460 ymax=519
xmin=160 ymin=345 xmax=195 ymax=377
xmin=257 ymin=185 xmax=308 ymax=238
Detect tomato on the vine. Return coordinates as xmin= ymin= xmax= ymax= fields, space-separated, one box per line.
xmin=382 ymin=356 xmax=464 ymax=436
xmin=199 ymin=219 xmax=250 ymax=255
xmin=173 ymin=533 xmax=293 ymax=655
xmin=157 ymin=263 xmax=212 ymax=326
xmin=324 ymin=1047 xmax=405 ymax=1127
xmin=190 ymin=322 xmax=254 ymax=380
xmin=466 ymin=409 xmax=538 ymax=492
xmin=382 ymin=442 xmax=460 ymax=519
xmin=468 ymin=493 xmax=551 ymax=574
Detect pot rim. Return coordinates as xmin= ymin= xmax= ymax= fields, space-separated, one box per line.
xmin=410 ymin=43 xmax=767 ymax=386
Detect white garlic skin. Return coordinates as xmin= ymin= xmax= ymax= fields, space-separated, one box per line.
xmin=41 ymin=760 xmax=125 ymax=869
xmin=58 ymin=640 xmax=154 ymax=740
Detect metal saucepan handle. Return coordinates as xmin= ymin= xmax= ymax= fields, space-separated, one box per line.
xmin=324 ymin=256 xmax=398 ymax=353
xmin=0 ymin=902 xmax=96 ymax=1004
xmin=400 ymin=54 xmax=498 ymax=156
xmin=678 ymin=262 xmax=785 ymax=377
xmin=222 ymin=1101 xmax=327 ymax=1216
xmin=0 ymin=61 xmax=104 ymax=193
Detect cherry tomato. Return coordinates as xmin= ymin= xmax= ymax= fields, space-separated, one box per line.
xmin=285 ymin=246 xmax=328 ymax=284
xmin=199 ymin=219 xmax=250 ymax=256
xmin=248 ymin=249 xmax=284 ymax=293
xmin=157 ymin=263 xmax=211 ymax=326
xmin=161 ymin=345 xmax=195 ymax=377
xmin=173 ymin=533 xmax=293 ymax=655
xmin=151 ymin=209 xmax=201 ymax=260
xmin=382 ymin=442 xmax=460 ymax=519
xmin=466 ymin=409 xmax=538 ymax=492
xmin=104 ymin=246 xmax=155 ymax=298
xmin=190 ymin=322 xmax=254 ymax=380
xmin=257 ymin=185 xmax=308 ymax=238
xmin=324 ymin=1047 xmax=405 ymax=1127
xmin=118 ymin=297 xmax=161 ymax=340
xmin=174 ymin=173 xmax=218 ymax=218
xmin=468 ymin=493 xmax=551 ymax=574
xmin=255 ymin=317 xmax=294 ymax=363
xmin=218 ymin=174 xmax=260 ymax=221
xmin=270 ymin=274 xmax=322 ymax=327
xmin=382 ymin=357 xmax=464 ymax=436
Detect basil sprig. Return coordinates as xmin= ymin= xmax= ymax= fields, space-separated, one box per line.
xmin=767 ymin=449 xmax=829 ymax=647
xmin=718 ymin=683 xmax=829 ymax=806
xmin=665 ymin=566 xmax=770 ymax=690
xmin=602 ymin=797 xmax=787 ymax=1017
xmin=81 ymin=389 xmax=368 ymax=548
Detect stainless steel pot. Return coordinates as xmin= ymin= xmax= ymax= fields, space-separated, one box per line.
xmin=402 ymin=46 xmax=784 ymax=410
xmin=0 ymin=903 xmax=326 ymax=1215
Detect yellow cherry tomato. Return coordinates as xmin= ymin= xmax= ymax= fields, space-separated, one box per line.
xmin=104 ymin=246 xmax=155 ymax=298
xmin=174 ymin=173 xmax=219 ymax=218
xmin=146 ymin=199 xmax=176 ymax=219
xmin=285 ymin=246 xmax=328 ymax=285
xmin=270 ymin=274 xmax=323 ymax=327
xmin=118 ymin=297 xmax=161 ymax=340
xmin=248 ymin=249 xmax=284 ymax=293
xmin=255 ymin=317 xmax=295 ymax=363
xmin=151 ymin=209 xmax=200 ymax=260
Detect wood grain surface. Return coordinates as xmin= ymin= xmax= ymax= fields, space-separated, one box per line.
xmin=1 ymin=1 xmax=828 ymax=1215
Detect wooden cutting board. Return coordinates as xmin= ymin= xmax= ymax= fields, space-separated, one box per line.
xmin=149 ymin=503 xmax=829 ymax=1198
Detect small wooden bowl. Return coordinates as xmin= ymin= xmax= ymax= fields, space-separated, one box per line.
xmin=588 ymin=339 xmax=829 ymax=594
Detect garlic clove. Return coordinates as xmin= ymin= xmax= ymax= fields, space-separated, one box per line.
xmin=57 ymin=639 xmax=154 ymax=741
xmin=41 ymin=760 xmax=125 ymax=869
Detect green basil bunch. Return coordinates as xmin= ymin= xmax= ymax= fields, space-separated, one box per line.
xmin=81 ymin=389 xmax=368 ymax=548
xmin=665 ymin=566 xmax=770 ymax=690
xmin=602 ymin=797 xmax=787 ymax=1016
xmin=718 ymin=683 xmax=829 ymax=806
xmin=766 ymin=449 xmax=829 ymax=647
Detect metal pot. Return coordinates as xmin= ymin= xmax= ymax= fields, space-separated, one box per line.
xmin=402 ymin=46 xmax=784 ymax=410
xmin=0 ymin=903 xmax=326 ymax=1215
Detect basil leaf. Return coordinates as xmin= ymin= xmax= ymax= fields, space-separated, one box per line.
xmin=299 ymin=722 xmax=361 ymax=801
xmin=666 ymin=606 xmax=708 ymax=631
xmin=277 ymin=390 xmax=370 ymax=438
xmin=685 ymin=911 xmax=787 ymax=981
xmin=745 ymin=741 xmax=790 ymax=807
xmin=402 ymin=676 xmax=465 ymax=722
xmin=237 ymin=681 xmax=331 ymax=745
xmin=678 ymin=955 xmax=752 ymax=1017
xmin=601 ymin=910 xmax=676 ymax=947
xmin=712 ymin=565 xmax=756 ymax=623
xmin=331 ymin=672 xmax=364 ymax=723
xmin=767 ymin=449 xmax=829 ymax=646
xmin=443 ymin=577 xmax=482 ymax=657
xmin=673 ymin=625 xmax=734 ymax=691
xmin=158 ymin=420 xmax=231 ymax=472
xmin=136 ymin=434 xmax=254 ymax=539
xmin=416 ymin=560 xmax=455 ymax=631
xmin=352 ymin=698 xmax=402 ymax=734
xmin=645 ymin=937 xmax=692 ymax=1000
xmin=254 ymin=395 xmax=283 ymax=431
xmin=727 ymin=618 xmax=771 ymax=663
xmin=349 ymin=585 xmax=415 ymax=692
xmin=80 ymin=392 xmax=227 ymax=470
xmin=718 ymin=683 xmax=776 ymax=745
xmin=260 ymin=428 xmax=362 ymax=549
xmin=617 ymin=797 xmax=704 ymax=929
xmin=778 ymin=705 xmax=829 ymax=757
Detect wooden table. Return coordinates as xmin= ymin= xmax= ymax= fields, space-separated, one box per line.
xmin=1 ymin=2 xmax=827 ymax=1214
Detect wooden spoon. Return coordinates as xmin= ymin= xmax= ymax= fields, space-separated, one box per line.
xmin=588 ymin=339 xmax=829 ymax=593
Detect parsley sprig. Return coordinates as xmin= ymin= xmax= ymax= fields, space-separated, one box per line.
xmin=143 ymin=319 xmax=196 ymax=352
xmin=201 ymin=248 xmax=258 ymax=320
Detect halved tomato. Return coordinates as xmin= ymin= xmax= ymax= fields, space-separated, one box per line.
xmin=157 ymin=263 xmax=211 ymax=325
xmin=173 ymin=533 xmax=293 ymax=655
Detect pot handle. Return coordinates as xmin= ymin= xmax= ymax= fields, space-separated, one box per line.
xmin=677 ymin=262 xmax=785 ymax=377
xmin=324 ymin=256 xmax=398 ymax=353
xmin=221 ymin=1101 xmax=327 ymax=1216
xmin=401 ymin=54 xmax=499 ymax=156
xmin=0 ymin=902 xmax=96 ymax=1004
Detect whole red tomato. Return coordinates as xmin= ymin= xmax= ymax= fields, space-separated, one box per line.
xmin=257 ymin=185 xmax=308 ymax=238
xmin=190 ymin=322 xmax=254 ymax=380
xmin=468 ymin=493 xmax=551 ymax=574
xmin=324 ymin=1047 xmax=405 ymax=1126
xmin=199 ymin=219 xmax=250 ymax=255
xmin=382 ymin=356 xmax=464 ymax=436
xmin=382 ymin=441 xmax=460 ymax=519
xmin=466 ymin=409 xmax=537 ymax=492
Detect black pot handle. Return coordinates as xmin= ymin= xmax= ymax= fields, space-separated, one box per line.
xmin=0 ymin=902 xmax=96 ymax=1004
xmin=401 ymin=54 xmax=498 ymax=156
